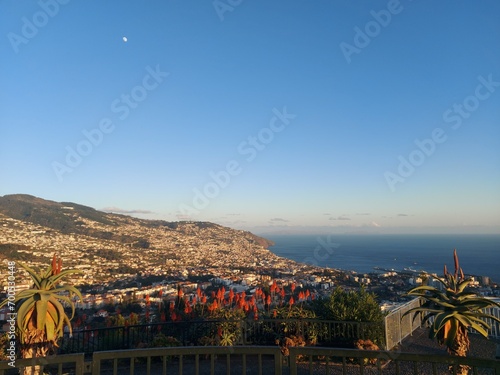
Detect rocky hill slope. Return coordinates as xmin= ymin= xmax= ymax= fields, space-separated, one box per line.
xmin=0 ymin=194 xmax=306 ymax=286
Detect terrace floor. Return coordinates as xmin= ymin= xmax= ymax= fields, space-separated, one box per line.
xmin=397 ymin=327 xmax=499 ymax=359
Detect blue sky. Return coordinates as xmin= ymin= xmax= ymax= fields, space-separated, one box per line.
xmin=1 ymin=0 xmax=499 ymax=234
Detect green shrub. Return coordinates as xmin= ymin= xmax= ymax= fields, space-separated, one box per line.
xmin=151 ymin=333 xmax=181 ymax=348
xmin=314 ymin=287 xmax=385 ymax=345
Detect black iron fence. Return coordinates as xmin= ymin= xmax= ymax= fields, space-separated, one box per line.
xmin=59 ymin=319 xmax=385 ymax=355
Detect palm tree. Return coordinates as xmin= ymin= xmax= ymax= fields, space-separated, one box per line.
xmin=402 ymin=249 xmax=500 ymax=375
xmin=0 ymin=254 xmax=82 ymax=373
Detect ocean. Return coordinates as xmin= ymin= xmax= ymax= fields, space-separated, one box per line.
xmin=264 ymin=234 xmax=500 ymax=283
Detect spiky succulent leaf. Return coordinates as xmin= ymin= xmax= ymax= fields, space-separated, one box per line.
xmin=43 ymin=269 xmax=83 ymax=290
xmin=4 ymin=258 xmax=83 ymax=357
xmin=16 ymin=263 xmax=44 ymax=289
xmin=403 ymin=249 xmax=500 ymax=356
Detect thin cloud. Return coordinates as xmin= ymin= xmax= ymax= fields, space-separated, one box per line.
xmin=224 ymin=220 xmax=247 ymax=225
xmin=102 ymin=207 xmax=154 ymax=215
xmin=269 ymin=218 xmax=289 ymax=223
xmin=371 ymin=221 xmax=381 ymax=227
xmin=398 ymin=213 xmax=409 ymax=217
xmin=356 ymin=213 xmax=371 ymax=216
xmin=329 ymin=216 xmax=351 ymax=221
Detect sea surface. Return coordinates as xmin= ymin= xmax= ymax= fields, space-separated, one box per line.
xmin=264 ymin=234 xmax=500 ymax=283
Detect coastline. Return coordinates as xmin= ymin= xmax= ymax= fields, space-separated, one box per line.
xmin=263 ymin=233 xmax=500 ymax=283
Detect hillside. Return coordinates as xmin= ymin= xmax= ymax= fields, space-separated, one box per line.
xmin=0 ymin=194 xmax=306 ymax=286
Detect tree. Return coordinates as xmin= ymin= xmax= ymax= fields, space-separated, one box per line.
xmin=314 ymin=287 xmax=386 ymax=345
xmin=0 ymin=254 xmax=82 ymax=373
xmin=402 ymin=249 xmax=500 ymax=375
xmin=318 ymin=287 xmax=384 ymax=322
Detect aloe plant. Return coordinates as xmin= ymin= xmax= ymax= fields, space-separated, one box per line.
xmin=402 ymin=249 xmax=500 ymax=374
xmin=0 ymin=254 xmax=82 ymax=369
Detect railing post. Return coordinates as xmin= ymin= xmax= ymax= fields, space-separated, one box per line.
xmin=288 ymin=347 xmax=297 ymax=375
xmin=274 ymin=347 xmax=283 ymax=375
xmin=383 ymin=315 xmax=387 ymax=350
xmin=397 ymin=308 xmax=402 ymax=347
xmin=242 ymin=320 xmax=247 ymax=345
xmin=120 ymin=326 xmax=124 ymax=349
xmin=125 ymin=326 xmax=129 ymax=349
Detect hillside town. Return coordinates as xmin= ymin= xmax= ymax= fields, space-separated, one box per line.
xmin=1 ymin=201 xmax=498 ymax=327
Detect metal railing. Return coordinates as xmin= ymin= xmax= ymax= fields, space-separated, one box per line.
xmin=384 ymin=298 xmax=423 ymax=350
xmin=59 ymin=319 xmax=385 ymax=355
xmin=42 ymin=302 xmax=499 ymax=356
xmin=1 ymin=346 xmax=499 ymax=375
xmin=93 ymin=346 xmax=283 ymax=375
xmin=384 ymin=298 xmax=500 ymax=350
xmin=288 ymin=346 xmax=500 ymax=375
xmin=0 ymin=353 xmax=85 ymax=375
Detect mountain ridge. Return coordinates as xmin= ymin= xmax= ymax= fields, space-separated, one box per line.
xmin=0 ymin=194 xmax=274 ymax=248
xmin=0 ymin=194 xmax=303 ymax=286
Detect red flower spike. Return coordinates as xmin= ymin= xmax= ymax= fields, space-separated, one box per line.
xmin=51 ymin=254 xmax=57 ymax=275
xmin=453 ymin=249 xmax=460 ymax=277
